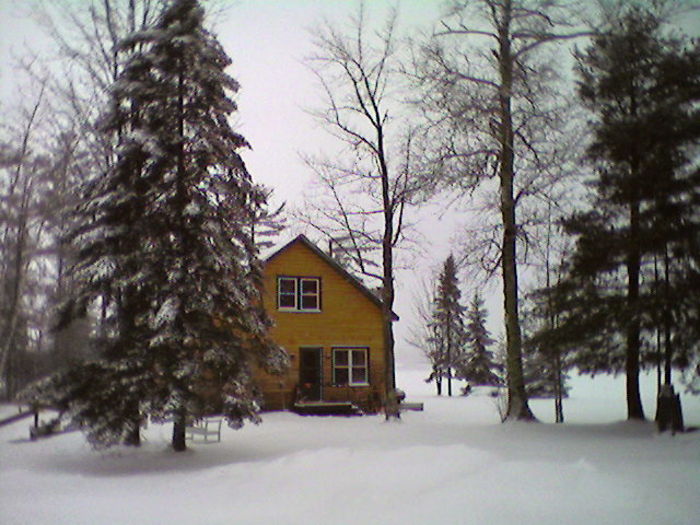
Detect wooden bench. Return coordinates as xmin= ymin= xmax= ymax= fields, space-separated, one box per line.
xmin=185 ymin=417 xmax=223 ymax=443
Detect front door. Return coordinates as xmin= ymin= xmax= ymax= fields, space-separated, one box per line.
xmin=299 ymin=348 xmax=323 ymax=401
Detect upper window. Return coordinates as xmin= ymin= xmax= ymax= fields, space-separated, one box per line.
xmin=333 ymin=348 xmax=369 ymax=386
xmin=277 ymin=277 xmax=321 ymax=312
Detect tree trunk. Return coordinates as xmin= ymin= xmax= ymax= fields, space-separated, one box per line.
xmin=172 ymin=408 xmax=187 ymax=452
xmin=379 ymin=114 xmax=399 ymax=420
xmin=382 ymin=305 xmax=399 ymax=420
xmin=554 ymin=350 xmax=564 ymax=424
xmin=446 ymin=321 xmax=453 ymax=397
xmin=123 ymin=411 xmax=141 ymax=447
xmin=625 ymin=198 xmax=645 ymax=420
xmin=663 ymin=245 xmax=672 ymax=385
xmin=497 ymin=0 xmax=535 ymax=422
xmin=545 ymin=201 xmax=563 ymax=424
xmin=171 ymin=61 xmax=194 ymax=447
xmin=124 ymin=426 xmax=141 ymax=447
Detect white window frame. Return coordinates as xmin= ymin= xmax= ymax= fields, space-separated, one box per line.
xmin=332 ymin=347 xmax=369 ymax=386
xmin=277 ymin=277 xmax=298 ymax=310
xmin=299 ymin=278 xmax=320 ymax=311
xmin=277 ymin=276 xmax=321 ymax=312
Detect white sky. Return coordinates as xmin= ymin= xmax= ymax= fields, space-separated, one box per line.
xmin=217 ymin=0 xmax=446 ymax=208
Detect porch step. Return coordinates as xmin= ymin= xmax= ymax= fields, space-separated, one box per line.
xmin=292 ymin=401 xmax=363 ymax=416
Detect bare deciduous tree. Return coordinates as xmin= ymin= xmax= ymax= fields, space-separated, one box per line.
xmin=411 ymin=0 xmax=589 ymax=421
xmin=0 ymin=82 xmax=52 ymax=398
xmin=0 ymin=0 xmax=170 ymax=399
xmin=25 ymin=0 xmax=169 ymax=176
xmin=300 ymin=4 xmax=427 ymax=418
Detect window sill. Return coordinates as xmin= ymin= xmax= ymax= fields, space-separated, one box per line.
xmin=332 ymin=383 xmax=370 ymax=388
xmin=278 ymin=308 xmax=322 ymax=313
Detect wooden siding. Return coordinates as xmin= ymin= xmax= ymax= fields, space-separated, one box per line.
xmin=255 ymin=239 xmax=387 ymax=412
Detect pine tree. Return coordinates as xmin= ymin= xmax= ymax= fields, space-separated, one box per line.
xmin=455 ymin=293 xmax=501 ymax=388
xmin=22 ymin=0 xmax=287 ymax=450
xmin=554 ymin=6 xmax=700 ymax=420
xmin=523 ymin=287 xmax=571 ymax=423
xmin=522 ymin=307 xmax=570 ymax=406
xmin=426 ymin=255 xmax=468 ymax=396
xmin=522 ymin=351 xmax=570 ymax=400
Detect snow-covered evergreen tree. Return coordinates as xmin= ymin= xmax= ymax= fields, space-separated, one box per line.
xmin=22 ymin=0 xmax=287 ymax=450
xmin=455 ymin=293 xmax=501 ymax=387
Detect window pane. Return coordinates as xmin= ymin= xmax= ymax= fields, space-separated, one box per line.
xmin=300 ymin=279 xmax=319 ymax=310
xmin=352 ymin=366 xmax=367 ymax=384
xmin=278 ymin=278 xmax=297 ymax=309
xmin=279 ymin=278 xmax=296 ymax=293
xmin=301 ymin=295 xmax=318 ymax=310
xmin=279 ymin=294 xmax=296 ymax=308
xmin=334 ymin=350 xmax=348 ymax=366
xmin=334 ymin=368 xmax=349 ymax=385
xmin=352 ymin=350 xmax=366 ymax=365
xmin=301 ymin=279 xmax=318 ymax=293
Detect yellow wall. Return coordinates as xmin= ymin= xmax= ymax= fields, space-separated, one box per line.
xmin=256 ymin=239 xmax=386 ymax=411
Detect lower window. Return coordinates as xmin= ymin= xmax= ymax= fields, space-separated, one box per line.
xmin=332 ymin=348 xmax=369 ymax=386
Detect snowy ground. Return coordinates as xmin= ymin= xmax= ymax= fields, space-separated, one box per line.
xmin=1 ymin=370 xmax=698 ymax=525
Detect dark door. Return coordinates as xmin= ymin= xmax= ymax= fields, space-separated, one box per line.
xmin=299 ymin=348 xmax=323 ymax=401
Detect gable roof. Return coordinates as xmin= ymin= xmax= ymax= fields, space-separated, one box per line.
xmin=265 ymin=234 xmax=399 ymax=321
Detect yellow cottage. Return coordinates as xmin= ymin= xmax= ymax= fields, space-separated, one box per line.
xmin=255 ymin=235 xmax=396 ymax=414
